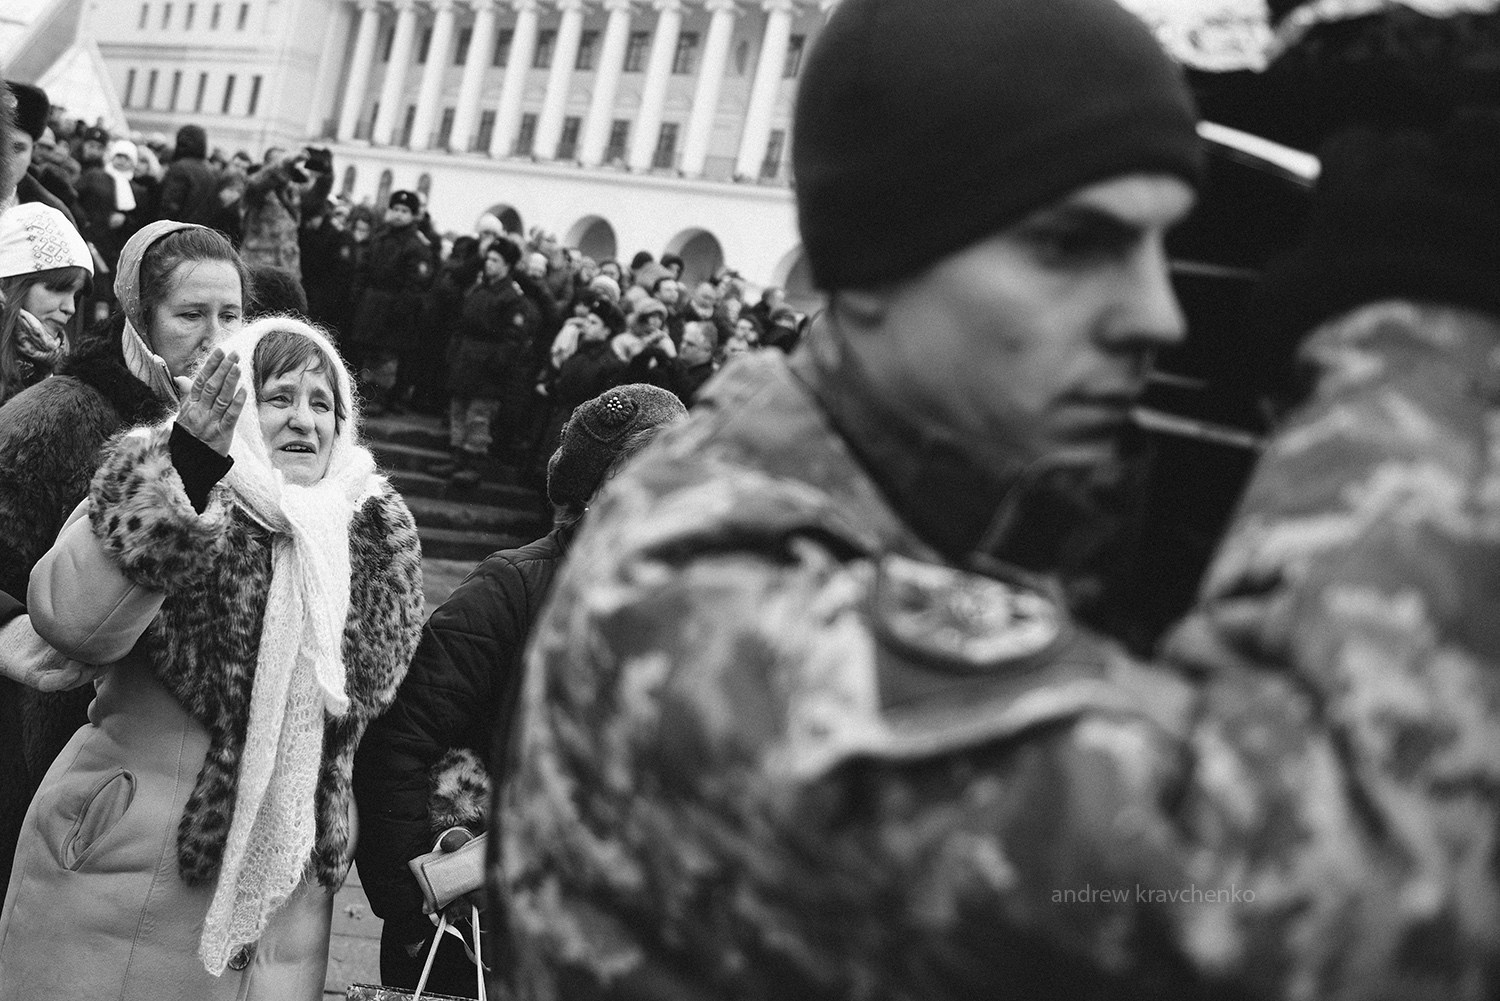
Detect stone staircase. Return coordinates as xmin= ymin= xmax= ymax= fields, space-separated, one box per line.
xmin=363 ymin=413 xmax=552 ymax=565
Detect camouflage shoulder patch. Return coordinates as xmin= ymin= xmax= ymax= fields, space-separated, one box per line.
xmin=870 ymin=554 xmax=1062 ymax=672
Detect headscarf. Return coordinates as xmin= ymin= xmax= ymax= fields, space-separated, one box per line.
xmin=194 ymin=315 xmax=382 ymax=974
xmin=104 ymin=138 xmax=138 ymax=212
xmin=115 ymin=219 xmax=204 ymax=403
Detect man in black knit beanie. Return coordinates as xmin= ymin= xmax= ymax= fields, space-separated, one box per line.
xmin=491 ymin=1 xmax=1500 ymax=998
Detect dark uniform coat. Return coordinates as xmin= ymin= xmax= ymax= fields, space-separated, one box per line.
xmin=350 ymin=223 xmax=434 ymax=353
xmin=495 ymin=309 xmax=1500 ymax=1001
xmin=447 ymin=275 xmax=542 ymax=401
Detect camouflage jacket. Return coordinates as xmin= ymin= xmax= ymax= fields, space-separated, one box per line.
xmin=495 ymin=307 xmax=1500 ymax=1001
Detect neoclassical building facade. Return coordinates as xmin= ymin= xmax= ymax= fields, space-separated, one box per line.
xmin=90 ymin=0 xmax=831 ymax=291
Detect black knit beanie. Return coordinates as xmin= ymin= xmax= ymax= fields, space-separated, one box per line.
xmin=792 ymin=0 xmax=1203 ymax=291
xmin=547 ymin=385 xmax=687 ymax=508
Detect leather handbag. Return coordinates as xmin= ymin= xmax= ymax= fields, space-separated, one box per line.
xmin=407 ymin=827 xmax=489 ymax=914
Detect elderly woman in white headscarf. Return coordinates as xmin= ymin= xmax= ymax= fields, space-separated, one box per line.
xmin=0 ymin=315 xmax=424 ymax=1001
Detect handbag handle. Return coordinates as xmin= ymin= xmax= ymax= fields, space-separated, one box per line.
xmin=410 ymin=906 xmax=487 ymax=1001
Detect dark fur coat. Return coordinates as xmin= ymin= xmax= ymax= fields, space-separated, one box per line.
xmin=87 ymin=425 xmax=425 ymax=886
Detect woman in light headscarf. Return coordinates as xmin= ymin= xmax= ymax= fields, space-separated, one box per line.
xmin=0 ymin=221 xmax=246 ymax=893
xmin=0 ymin=314 xmax=424 ymax=1000
xmin=0 ymin=202 xmax=93 ymax=406
xmin=77 ymin=138 xmax=147 ymax=277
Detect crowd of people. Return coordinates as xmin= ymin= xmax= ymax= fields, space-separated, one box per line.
xmin=0 ymin=0 xmax=1498 ymax=997
xmin=2 ymin=79 xmax=801 ymax=493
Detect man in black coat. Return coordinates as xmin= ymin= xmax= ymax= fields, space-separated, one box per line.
xmin=156 ymin=123 xmax=220 ymax=226
xmin=349 ymin=190 xmax=434 ymax=413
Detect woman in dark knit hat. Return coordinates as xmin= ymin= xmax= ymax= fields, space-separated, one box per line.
xmin=353 ymin=384 xmax=686 ymax=996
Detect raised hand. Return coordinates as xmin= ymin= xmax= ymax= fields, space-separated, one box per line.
xmin=175 ymin=348 xmax=246 ymax=456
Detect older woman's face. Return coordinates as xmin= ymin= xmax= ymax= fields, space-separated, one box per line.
xmin=582 ymin=312 xmax=609 ymax=342
xmin=258 ymin=361 xmax=336 ymax=486
xmin=148 ymin=260 xmax=244 ymax=378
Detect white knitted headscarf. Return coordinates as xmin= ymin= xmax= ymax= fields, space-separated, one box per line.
xmin=197 ymin=315 xmax=382 ymax=975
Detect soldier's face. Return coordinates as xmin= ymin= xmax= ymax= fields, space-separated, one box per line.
xmin=387 ymin=205 xmax=415 ymax=227
xmin=866 ymin=172 xmax=1193 ymax=470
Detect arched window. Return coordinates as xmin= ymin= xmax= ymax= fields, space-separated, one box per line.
xmin=416 ymin=172 xmax=432 ymax=199
xmin=375 ymin=169 xmax=394 ymax=208
xmin=340 ymin=165 xmax=357 ymax=198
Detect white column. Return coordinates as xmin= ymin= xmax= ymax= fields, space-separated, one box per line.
xmin=488 ymin=0 xmax=542 ymax=156
xmin=336 ymin=0 xmax=383 ymax=141
xmin=733 ymin=0 xmax=793 ymax=178
xmin=410 ymin=0 xmax=459 ymax=148
xmin=678 ymin=0 xmax=736 ymax=176
xmin=532 ymin=0 xmax=587 ymax=159
xmin=450 ymin=0 xmax=499 ymax=151
xmin=625 ymin=0 xmax=682 ymax=171
xmin=372 ymin=0 xmax=421 ymax=145
xmin=577 ymin=0 xmax=632 ymax=165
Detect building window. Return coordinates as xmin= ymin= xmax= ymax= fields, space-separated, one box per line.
xmin=514 ymin=112 xmax=538 ymax=155
xmin=416 ymin=26 xmax=432 ymax=63
xmin=375 ymin=169 xmax=393 ymax=208
xmin=533 ymin=29 xmax=555 ymax=69
xmin=652 ymin=122 xmax=678 ymax=169
xmin=362 ymin=102 xmax=379 ymax=140
xmin=401 ymin=104 xmax=417 ymax=146
xmin=138 ymin=4 xmax=149 ymax=29
xmin=605 ymin=118 xmax=629 ymax=163
xmin=194 ymin=71 xmax=208 ymax=111
xmin=622 ymin=31 xmax=649 ymax=72
xmin=123 ymin=68 xmax=137 ymax=107
xmin=169 ymin=70 xmax=182 ymax=110
xmin=556 ymin=115 xmax=581 ymax=160
xmin=492 ymin=28 xmax=512 ymax=67
xmin=733 ymin=39 xmax=749 ymax=75
xmin=476 ymin=109 xmax=496 ymax=151
xmin=161 ymin=3 xmax=172 ymax=28
xmin=672 ymin=32 xmax=698 ymax=75
xmin=185 ymin=3 xmax=195 ymax=29
xmin=380 ymin=25 xmax=395 ymax=61
xmin=145 ymin=69 xmax=159 ymax=109
xmin=782 ymin=34 xmax=805 ymax=78
xmin=760 ymin=127 xmax=786 ymax=179
xmin=211 ymin=2 xmax=221 ymax=28
xmin=575 ymin=30 xmax=598 ymax=70
xmin=416 ymin=172 xmax=432 ymax=199
xmin=221 ymin=73 xmax=236 ymax=113
xmin=247 ymin=74 xmax=262 ymax=116
xmin=340 ymin=165 xmax=356 ymax=198
xmin=454 ymin=27 xmax=471 ymax=65
xmin=437 ymin=106 xmax=455 ymax=148
xmin=236 ymin=2 xmax=248 ymax=29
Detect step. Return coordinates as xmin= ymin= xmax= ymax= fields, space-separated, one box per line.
xmin=371 ymin=441 xmax=528 ymax=484
xmin=387 ymin=468 xmax=545 ymax=509
xmin=417 ymin=524 xmax=538 ymax=562
xmin=403 ymin=493 xmax=549 ymax=535
xmin=362 ymin=414 xmax=450 ymax=452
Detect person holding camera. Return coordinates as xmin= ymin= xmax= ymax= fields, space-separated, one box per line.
xmin=240 ymin=146 xmax=332 ymax=276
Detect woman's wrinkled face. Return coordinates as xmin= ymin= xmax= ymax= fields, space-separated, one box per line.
xmin=22 ymin=275 xmax=85 ymax=342
xmin=147 ymin=260 xmax=244 ymax=378
xmin=258 ymin=361 xmax=336 ymax=485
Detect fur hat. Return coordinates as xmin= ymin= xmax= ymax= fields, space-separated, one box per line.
xmin=588 ymin=274 xmax=622 ymax=303
xmin=792 ymin=0 xmax=1203 ymax=290
xmin=547 ymin=384 xmax=687 ymax=508
xmin=388 ymin=189 xmax=421 ymax=213
xmin=4 ymin=81 xmax=48 ymax=141
xmin=0 ymin=202 xmax=93 ymax=280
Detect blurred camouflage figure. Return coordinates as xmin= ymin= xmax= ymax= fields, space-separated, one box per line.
xmin=492 ymin=0 xmax=1500 ymax=998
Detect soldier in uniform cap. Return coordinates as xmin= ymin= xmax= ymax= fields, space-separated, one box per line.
xmin=494 ymin=0 xmax=1500 ymax=998
xmin=349 ymin=189 xmax=434 ymax=413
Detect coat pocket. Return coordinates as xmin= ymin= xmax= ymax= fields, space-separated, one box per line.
xmin=62 ymin=767 xmax=136 ymax=870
